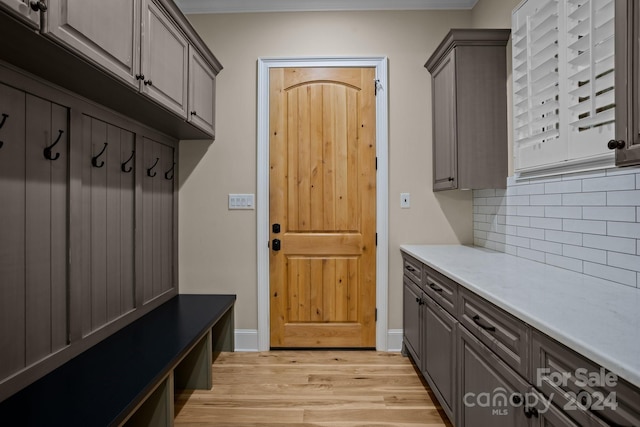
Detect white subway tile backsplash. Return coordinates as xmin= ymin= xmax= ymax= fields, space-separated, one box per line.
xmin=562 ymin=244 xmax=607 ymax=264
xmin=583 ymin=207 xmax=636 ymax=222
xmin=530 ymin=217 xmax=563 ymax=230
xmin=608 ymin=222 xmax=640 ymax=239
xmin=562 ymin=192 xmax=606 ymax=206
xmin=517 ymin=247 xmax=546 ymax=263
xmin=562 ymin=219 xmax=607 ymax=235
xmin=530 ymin=194 xmax=562 ymax=206
xmin=583 ymin=234 xmax=637 ymax=254
xmin=473 ymin=168 xmax=640 ymax=289
xmin=545 ymin=180 xmax=582 ymax=194
xmin=531 ymin=239 xmax=563 ymax=255
xmin=545 ymin=206 xmax=582 ymax=219
xmin=516 ymin=206 xmax=545 ymax=217
xmin=607 ymin=252 xmax=640 ymax=273
xmin=584 ymin=262 xmax=638 ymax=287
xmin=545 ymin=254 xmax=583 ymax=273
xmin=582 ymin=175 xmax=637 ymax=192
xmin=607 ymin=190 xmax=640 ymax=206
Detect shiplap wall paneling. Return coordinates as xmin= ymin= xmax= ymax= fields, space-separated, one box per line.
xmin=0 ymin=83 xmax=27 ymax=380
xmin=81 ymin=115 xmax=135 ymax=337
xmin=141 ymin=136 xmax=175 ymax=305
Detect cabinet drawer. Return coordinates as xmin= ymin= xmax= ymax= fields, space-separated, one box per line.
xmin=424 ymin=266 xmax=457 ymax=316
xmin=459 ymin=287 xmax=529 ymax=378
xmin=402 ymin=253 xmax=423 ymax=287
xmin=532 ymin=331 xmax=640 ymax=427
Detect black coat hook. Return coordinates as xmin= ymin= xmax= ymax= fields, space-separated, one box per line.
xmin=121 ymin=150 xmax=135 ymax=173
xmin=0 ymin=114 xmax=7 ymax=149
xmin=164 ymin=162 xmax=175 ymax=180
xmin=91 ymin=142 xmax=108 ymax=168
xmin=147 ymin=157 xmax=159 ymax=177
xmin=44 ymin=129 xmax=64 ymax=161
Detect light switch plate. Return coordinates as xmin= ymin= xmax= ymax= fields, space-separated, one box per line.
xmin=400 ymin=193 xmax=410 ymax=208
xmin=229 ymin=194 xmax=255 ymax=210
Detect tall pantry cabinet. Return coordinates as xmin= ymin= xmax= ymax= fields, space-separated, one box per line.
xmin=0 ymin=0 xmax=219 ymax=402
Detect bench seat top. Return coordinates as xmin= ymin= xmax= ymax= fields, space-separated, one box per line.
xmin=0 ymin=294 xmax=236 ymax=426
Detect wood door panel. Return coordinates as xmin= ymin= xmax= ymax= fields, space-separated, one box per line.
xmin=270 ymin=67 xmax=376 ymax=348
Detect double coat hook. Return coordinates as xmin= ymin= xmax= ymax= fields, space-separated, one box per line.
xmin=164 ymin=162 xmax=175 ymax=180
xmin=147 ymin=157 xmax=159 ymax=177
xmin=0 ymin=113 xmax=7 ymax=149
xmin=91 ymin=142 xmax=108 ymax=168
xmin=44 ymin=129 xmax=64 ymax=161
xmin=121 ymin=150 xmax=135 ymax=173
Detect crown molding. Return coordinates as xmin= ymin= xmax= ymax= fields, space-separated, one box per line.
xmin=175 ymin=0 xmax=480 ymax=14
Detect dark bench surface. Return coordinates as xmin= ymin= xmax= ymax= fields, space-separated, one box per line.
xmin=0 ymin=294 xmax=235 ymax=426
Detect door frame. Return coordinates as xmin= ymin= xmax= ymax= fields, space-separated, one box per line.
xmin=256 ymin=57 xmax=389 ymax=351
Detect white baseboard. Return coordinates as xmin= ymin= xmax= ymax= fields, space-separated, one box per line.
xmin=387 ymin=329 xmax=403 ymax=352
xmin=234 ymin=329 xmax=259 ymax=351
xmin=233 ymin=329 xmax=403 ymax=352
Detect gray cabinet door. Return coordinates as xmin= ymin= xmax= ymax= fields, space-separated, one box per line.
xmin=140 ymin=136 xmax=176 ymax=305
xmin=43 ymin=0 xmax=141 ymax=88
xmin=402 ymin=276 xmax=422 ymax=366
xmin=188 ymin=45 xmax=216 ymax=136
xmin=0 ymin=0 xmax=40 ymax=29
xmin=140 ymin=0 xmax=188 ymax=118
xmin=458 ymin=325 xmax=531 ymax=427
xmin=431 ymin=49 xmax=457 ymax=191
xmin=424 ymin=296 xmax=457 ymax=424
xmin=0 ymin=86 xmax=69 ymax=377
xmin=80 ymin=115 xmax=136 ymax=337
xmin=614 ymin=0 xmax=640 ymax=166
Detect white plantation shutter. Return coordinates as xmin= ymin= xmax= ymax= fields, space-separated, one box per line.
xmin=565 ymin=0 xmax=616 ymax=158
xmin=512 ymin=0 xmax=615 ymax=174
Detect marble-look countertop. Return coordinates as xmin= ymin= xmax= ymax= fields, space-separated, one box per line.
xmin=400 ymin=244 xmax=640 ymax=389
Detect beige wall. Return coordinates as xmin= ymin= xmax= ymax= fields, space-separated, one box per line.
xmin=178 ymin=3 xmax=512 ymax=336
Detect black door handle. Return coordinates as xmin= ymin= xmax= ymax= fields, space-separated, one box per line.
xmin=272 ymin=239 xmax=281 ymax=251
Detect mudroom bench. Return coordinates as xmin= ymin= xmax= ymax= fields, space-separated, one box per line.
xmin=0 ymin=294 xmax=236 ymax=426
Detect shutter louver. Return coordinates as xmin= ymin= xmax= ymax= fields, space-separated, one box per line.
xmin=566 ymin=0 xmax=615 ymax=158
xmin=513 ymin=0 xmax=615 ymax=173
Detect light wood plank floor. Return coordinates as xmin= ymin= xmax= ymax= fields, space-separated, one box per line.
xmin=175 ymin=351 xmax=453 ymax=426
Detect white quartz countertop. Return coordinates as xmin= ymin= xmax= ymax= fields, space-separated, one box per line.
xmin=400 ymin=244 xmax=640 ymax=389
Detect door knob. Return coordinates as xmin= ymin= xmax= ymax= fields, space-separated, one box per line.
xmin=272 ymin=223 xmax=281 ymax=233
xmin=272 ymin=239 xmax=281 ymax=251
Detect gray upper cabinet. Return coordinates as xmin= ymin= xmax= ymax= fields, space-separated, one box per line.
xmin=425 ymin=29 xmax=510 ymax=191
xmin=188 ymin=45 xmax=216 ymax=136
xmin=42 ymin=0 xmax=141 ymax=89
xmin=614 ymin=0 xmax=640 ymax=166
xmin=0 ymin=0 xmax=41 ymax=29
xmin=141 ymin=0 xmax=188 ymax=119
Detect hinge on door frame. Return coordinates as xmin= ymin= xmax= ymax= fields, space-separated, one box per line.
xmin=375 ymin=233 xmax=378 ymax=246
xmin=375 ymin=308 xmax=378 ymax=322
xmin=375 ymin=157 xmax=378 ymax=170
xmin=374 ymin=79 xmax=381 ymax=96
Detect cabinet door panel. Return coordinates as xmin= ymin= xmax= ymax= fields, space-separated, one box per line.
xmin=0 ymin=83 xmax=26 ymax=379
xmin=402 ymin=277 xmax=422 ymax=365
xmin=431 ymin=50 xmax=457 ymax=191
xmin=458 ymin=325 xmax=530 ymax=427
xmin=424 ymin=297 xmax=456 ymax=422
xmin=141 ymin=0 xmax=188 ymax=118
xmin=43 ymin=0 xmax=140 ymax=88
xmin=24 ymin=95 xmax=68 ymax=365
xmin=188 ymin=46 xmax=216 ymax=136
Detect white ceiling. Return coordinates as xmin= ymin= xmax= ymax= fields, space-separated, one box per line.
xmin=176 ymin=0 xmax=480 ymax=14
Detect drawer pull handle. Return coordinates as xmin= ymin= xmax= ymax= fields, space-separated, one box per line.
xmin=472 ymin=315 xmax=496 ymax=332
xmin=405 ymin=265 xmax=416 ymax=272
xmin=415 ymin=297 xmax=424 ymax=306
xmin=428 ymin=282 xmax=443 ymax=292
xmin=524 ymin=407 xmax=538 ymax=419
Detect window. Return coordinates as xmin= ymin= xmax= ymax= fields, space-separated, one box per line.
xmin=512 ymin=0 xmax=615 ymax=176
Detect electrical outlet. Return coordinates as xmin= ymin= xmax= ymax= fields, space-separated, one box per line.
xmin=400 ymin=193 xmax=410 ymax=208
